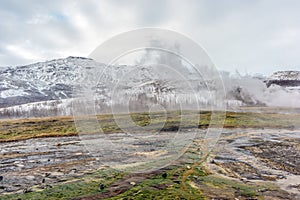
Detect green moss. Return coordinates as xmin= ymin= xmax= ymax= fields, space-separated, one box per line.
xmin=107 ymin=166 xmax=205 ymax=200
xmin=2 ymin=169 xmax=124 ymax=200
xmin=198 ymin=175 xmax=270 ymax=197
xmin=1 ymin=111 xmax=299 ymax=142
xmin=1 ymin=147 xmax=280 ymax=200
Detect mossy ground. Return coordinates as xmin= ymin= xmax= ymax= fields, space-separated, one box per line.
xmin=1 ymin=158 xmax=282 ymax=200
xmin=1 ymin=169 xmax=124 ymax=200
xmin=1 ymin=111 xmax=299 ymax=142
xmin=0 ymin=110 xmax=298 ymax=199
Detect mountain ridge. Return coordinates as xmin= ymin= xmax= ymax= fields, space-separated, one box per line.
xmin=0 ymin=56 xmax=299 ymax=119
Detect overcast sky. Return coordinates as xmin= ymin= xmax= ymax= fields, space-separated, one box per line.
xmin=0 ymin=0 xmax=299 ymax=74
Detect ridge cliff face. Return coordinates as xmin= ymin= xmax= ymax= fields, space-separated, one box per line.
xmin=265 ymin=71 xmax=300 ymax=88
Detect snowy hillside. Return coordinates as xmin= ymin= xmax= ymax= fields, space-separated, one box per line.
xmin=0 ymin=57 xmax=299 ymax=119
xmin=0 ymin=56 xmax=101 ymax=108
xmin=265 ymin=71 xmax=300 ymax=88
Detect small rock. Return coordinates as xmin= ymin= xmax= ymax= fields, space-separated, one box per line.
xmin=45 ymin=172 xmax=51 ymax=177
xmin=258 ymin=188 xmax=268 ymax=192
xmin=240 ymin=178 xmax=247 ymax=182
xmin=162 ymin=172 xmax=168 ymax=179
xmin=277 ymin=175 xmax=286 ymax=179
xmin=23 ymin=188 xmax=32 ymax=194
xmin=26 ymin=175 xmax=35 ymax=180
xmin=48 ymin=172 xmax=64 ymax=177
xmin=99 ymin=184 xmax=105 ymax=190
xmin=130 ymin=181 xmax=136 ymax=186
xmin=45 ymin=184 xmax=52 ymax=188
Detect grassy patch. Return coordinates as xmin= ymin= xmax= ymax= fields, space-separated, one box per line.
xmin=107 ymin=166 xmax=206 ymax=200
xmin=2 ymin=163 xmax=279 ymax=200
xmin=1 ymin=111 xmax=299 ymax=142
xmin=0 ymin=116 xmax=77 ymax=142
xmin=1 ymin=169 xmax=124 ymax=200
xmin=199 ymin=175 xmax=259 ymax=197
xmin=1 ymin=141 xmax=283 ymax=200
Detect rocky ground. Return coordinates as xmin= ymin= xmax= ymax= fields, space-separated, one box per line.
xmin=0 ymin=128 xmax=299 ymax=199
xmin=209 ymin=129 xmax=300 ymax=199
xmin=0 ymin=136 xmax=97 ymax=194
xmin=0 ymin=109 xmax=300 ymax=199
xmin=0 ymin=130 xmax=198 ymax=195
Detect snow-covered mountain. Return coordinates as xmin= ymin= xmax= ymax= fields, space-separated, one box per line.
xmin=265 ymin=71 xmax=300 ymax=89
xmin=0 ymin=56 xmax=98 ymax=108
xmin=0 ymin=56 xmax=299 ymax=119
xmin=0 ymin=56 xmax=225 ymax=118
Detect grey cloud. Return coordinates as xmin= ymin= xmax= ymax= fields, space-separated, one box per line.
xmin=0 ymin=0 xmax=299 ymax=75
